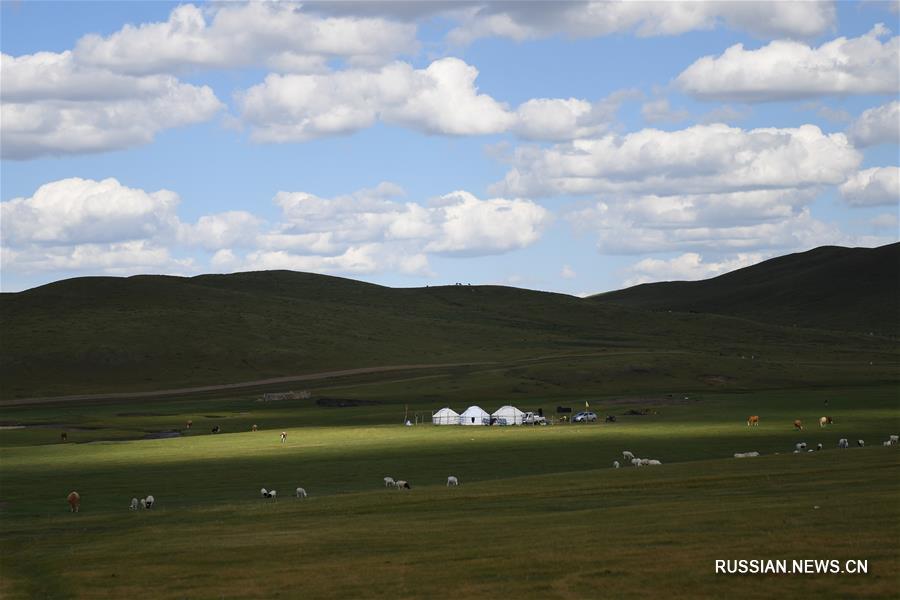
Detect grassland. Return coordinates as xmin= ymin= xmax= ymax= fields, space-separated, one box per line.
xmin=1 ymin=380 xmax=898 ymax=599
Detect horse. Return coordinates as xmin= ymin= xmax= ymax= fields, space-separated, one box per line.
xmin=747 ymin=415 xmax=760 ymax=427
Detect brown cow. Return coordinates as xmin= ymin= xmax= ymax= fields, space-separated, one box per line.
xmin=67 ymin=491 xmax=80 ymax=512
xmin=793 ymin=419 xmax=803 ymax=431
xmin=819 ymin=416 xmax=833 ymax=427
xmin=747 ymin=415 xmax=760 ymax=427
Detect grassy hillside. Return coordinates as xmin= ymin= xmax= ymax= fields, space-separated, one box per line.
xmin=1 ymin=244 xmax=898 ymax=400
xmin=592 ymin=243 xmax=900 ymax=335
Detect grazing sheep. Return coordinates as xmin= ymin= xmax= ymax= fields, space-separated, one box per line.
xmin=67 ymin=491 xmax=80 ymax=512
xmin=857 ymin=440 xmax=865 ymax=447
xmin=647 ymin=459 xmax=662 ymax=466
xmin=145 ymin=495 xmax=155 ymax=509
xmin=796 ymin=442 xmax=807 ymax=451
xmin=884 ymin=441 xmax=892 ymax=446
xmin=819 ymin=416 xmax=833 ymax=427
xmin=396 ymin=480 xmax=411 ymax=490
xmin=816 ymin=443 xmax=823 ymax=451
xmin=747 ymin=415 xmax=760 ymax=427
xmin=268 ymin=490 xmax=277 ymax=501
xmin=447 ymin=476 xmax=459 ymax=487
xmin=60 ymin=432 xmax=68 ymax=442
xmin=211 ymin=425 xmax=220 ymax=434
xmin=793 ymin=419 xmax=803 ymax=431
xmin=140 ymin=498 xmax=147 ymax=509
xmin=890 ymin=435 xmax=898 ymax=445
xmin=251 ymin=424 xmax=258 ymax=432
xmin=130 ymin=497 xmax=139 ymax=511
xmin=613 ymin=461 xmax=620 ymax=469
xmin=280 ymin=431 xmax=287 ymax=443
xmin=384 ymin=477 xmax=396 ymax=488
xmin=640 ymin=458 xmax=651 ymax=466
xmin=295 ymin=487 xmax=307 ymax=498
xmin=631 ymin=458 xmax=642 ymax=467
xmin=838 ymin=438 xmax=849 ymax=448
xmin=623 ymin=451 xmax=635 ymax=461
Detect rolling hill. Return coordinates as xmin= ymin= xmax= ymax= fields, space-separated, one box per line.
xmin=591 ymin=243 xmax=900 ymax=335
xmin=1 ymin=244 xmax=897 ymax=399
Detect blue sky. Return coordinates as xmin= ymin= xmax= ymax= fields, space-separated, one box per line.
xmin=1 ymin=1 xmax=898 ymax=294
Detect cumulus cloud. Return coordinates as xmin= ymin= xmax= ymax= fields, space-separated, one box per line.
xmin=641 ymin=98 xmax=689 ymax=124
xmin=839 ymin=167 xmax=900 ymax=207
xmin=238 ymin=57 xmax=628 ymax=142
xmin=73 ymin=2 xmax=417 ymax=75
xmin=677 ymin=25 xmax=899 ymax=101
xmin=847 ymin=100 xmax=900 ymax=147
xmin=493 ymin=124 xmax=860 ymax=198
xmin=623 ymin=252 xmax=765 ymax=286
xmin=446 ymin=1 xmax=835 ymax=45
xmin=0 ymin=51 xmax=222 ymax=159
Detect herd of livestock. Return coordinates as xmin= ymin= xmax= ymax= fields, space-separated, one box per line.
xmin=63 ymin=414 xmax=898 ymax=513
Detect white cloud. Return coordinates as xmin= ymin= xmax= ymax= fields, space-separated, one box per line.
xmin=677 ymin=25 xmax=899 ymax=101
xmin=870 ymin=212 xmax=899 ymax=230
xmin=447 ymin=1 xmax=835 ymax=45
xmin=0 ymin=51 xmax=222 ymax=159
xmin=623 ymin=252 xmax=765 ymax=286
xmin=73 ymin=2 xmax=417 ymax=75
xmin=641 ymin=98 xmax=689 ymax=124
xmin=238 ymin=58 xmax=631 ymax=142
xmin=561 ymin=265 xmax=577 ymax=279
xmin=847 ymin=100 xmax=900 ymax=147
xmin=178 ymin=211 xmax=263 ymax=250
xmin=494 ymin=124 xmax=860 ymax=198
xmin=839 ymin=167 xmax=900 ymax=207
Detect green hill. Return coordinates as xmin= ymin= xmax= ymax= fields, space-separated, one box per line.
xmin=1 ymin=244 xmax=897 ymax=399
xmin=591 ymin=243 xmax=900 ymax=335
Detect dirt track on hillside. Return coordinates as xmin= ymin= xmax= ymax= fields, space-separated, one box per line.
xmin=0 ymin=362 xmax=486 ymax=407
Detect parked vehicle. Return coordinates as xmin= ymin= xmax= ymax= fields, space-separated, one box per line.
xmin=523 ymin=411 xmax=548 ymax=425
xmin=573 ymin=411 xmax=598 ymax=423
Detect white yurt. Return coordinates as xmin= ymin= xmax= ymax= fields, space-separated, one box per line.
xmin=432 ymin=407 xmax=460 ymax=425
xmin=460 ymin=405 xmax=490 ymax=426
xmin=492 ymin=405 xmax=525 ymax=425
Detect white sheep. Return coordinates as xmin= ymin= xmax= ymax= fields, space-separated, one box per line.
xmin=396 ymin=480 xmax=411 ymax=489
xmin=623 ymin=451 xmax=635 ymax=461
xmin=640 ymin=458 xmax=651 ymax=466
xmin=295 ymin=487 xmax=307 ymax=498
xmin=140 ymin=498 xmax=147 ymax=509
xmin=383 ymin=477 xmax=396 ymax=488
xmin=269 ymin=490 xmax=277 ymax=501
xmin=647 ymin=459 xmax=662 ymax=466
xmin=144 ymin=495 xmax=154 ymax=509
xmin=838 ymin=438 xmax=849 ymax=448
xmin=890 ymin=435 xmax=898 ymax=445
xmin=260 ymin=487 xmax=269 ymax=498
xmin=884 ymin=441 xmax=892 ymax=446
xmin=447 ymin=476 xmax=459 ymax=487
xmin=795 ymin=442 xmax=807 ymax=451
xmin=631 ymin=458 xmax=642 ymax=467
xmin=816 ymin=443 xmax=823 ymax=451
xmin=613 ymin=461 xmax=620 ymax=469
xmin=130 ymin=497 xmax=139 ymax=511
xmin=857 ymin=440 xmax=865 ymax=447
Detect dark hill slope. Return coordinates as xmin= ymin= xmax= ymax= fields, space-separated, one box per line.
xmin=592 ymin=243 xmax=900 ymax=335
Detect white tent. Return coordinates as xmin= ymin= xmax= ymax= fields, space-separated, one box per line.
xmin=460 ymin=405 xmax=490 ymax=426
xmin=432 ymin=407 xmax=460 ymax=425
xmin=492 ymin=405 xmax=525 ymax=425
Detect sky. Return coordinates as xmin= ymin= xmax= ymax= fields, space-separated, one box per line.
xmin=1 ymin=1 xmax=898 ymax=295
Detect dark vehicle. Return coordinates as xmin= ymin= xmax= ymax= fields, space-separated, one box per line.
xmin=573 ymin=411 xmax=598 ymax=423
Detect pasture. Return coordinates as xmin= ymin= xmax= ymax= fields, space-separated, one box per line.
xmin=1 ymin=381 xmax=898 ymax=598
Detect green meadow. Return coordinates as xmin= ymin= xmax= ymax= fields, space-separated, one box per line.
xmin=1 ymin=375 xmax=898 ymax=599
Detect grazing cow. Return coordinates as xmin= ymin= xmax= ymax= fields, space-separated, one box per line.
xmin=60 ymin=432 xmax=68 ymax=442
xmin=211 ymin=425 xmax=220 ymax=434
xmin=396 ymin=480 xmax=411 ymax=490
xmin=280 ymin=431 xmax=287 ymax=443
xmin=447 ymin=476 xmax=459 ymax=487
xmin=186 ymin=420 xmax=192 ymax=429
xmin=130 ymin=497 xmax=139 ymax=511
xmin=793 ymin=419 xmax=803 ymax=431
xmin=819 ymin=416 xmax=833 ymax=427
xmin=251 ymin=424 xmax=258 ymax=432
xmin=838 ymin=438 xmax=849 ymax=448
xmin=384 ymin=477 xmax=396 ymax=488
xmin=295 ymin=487 xmax=307 ymax=498
xmin=67 ymin=491 xmax=80 ymax=512
xmin=747 ymin=415 xmax=760 ymax=427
